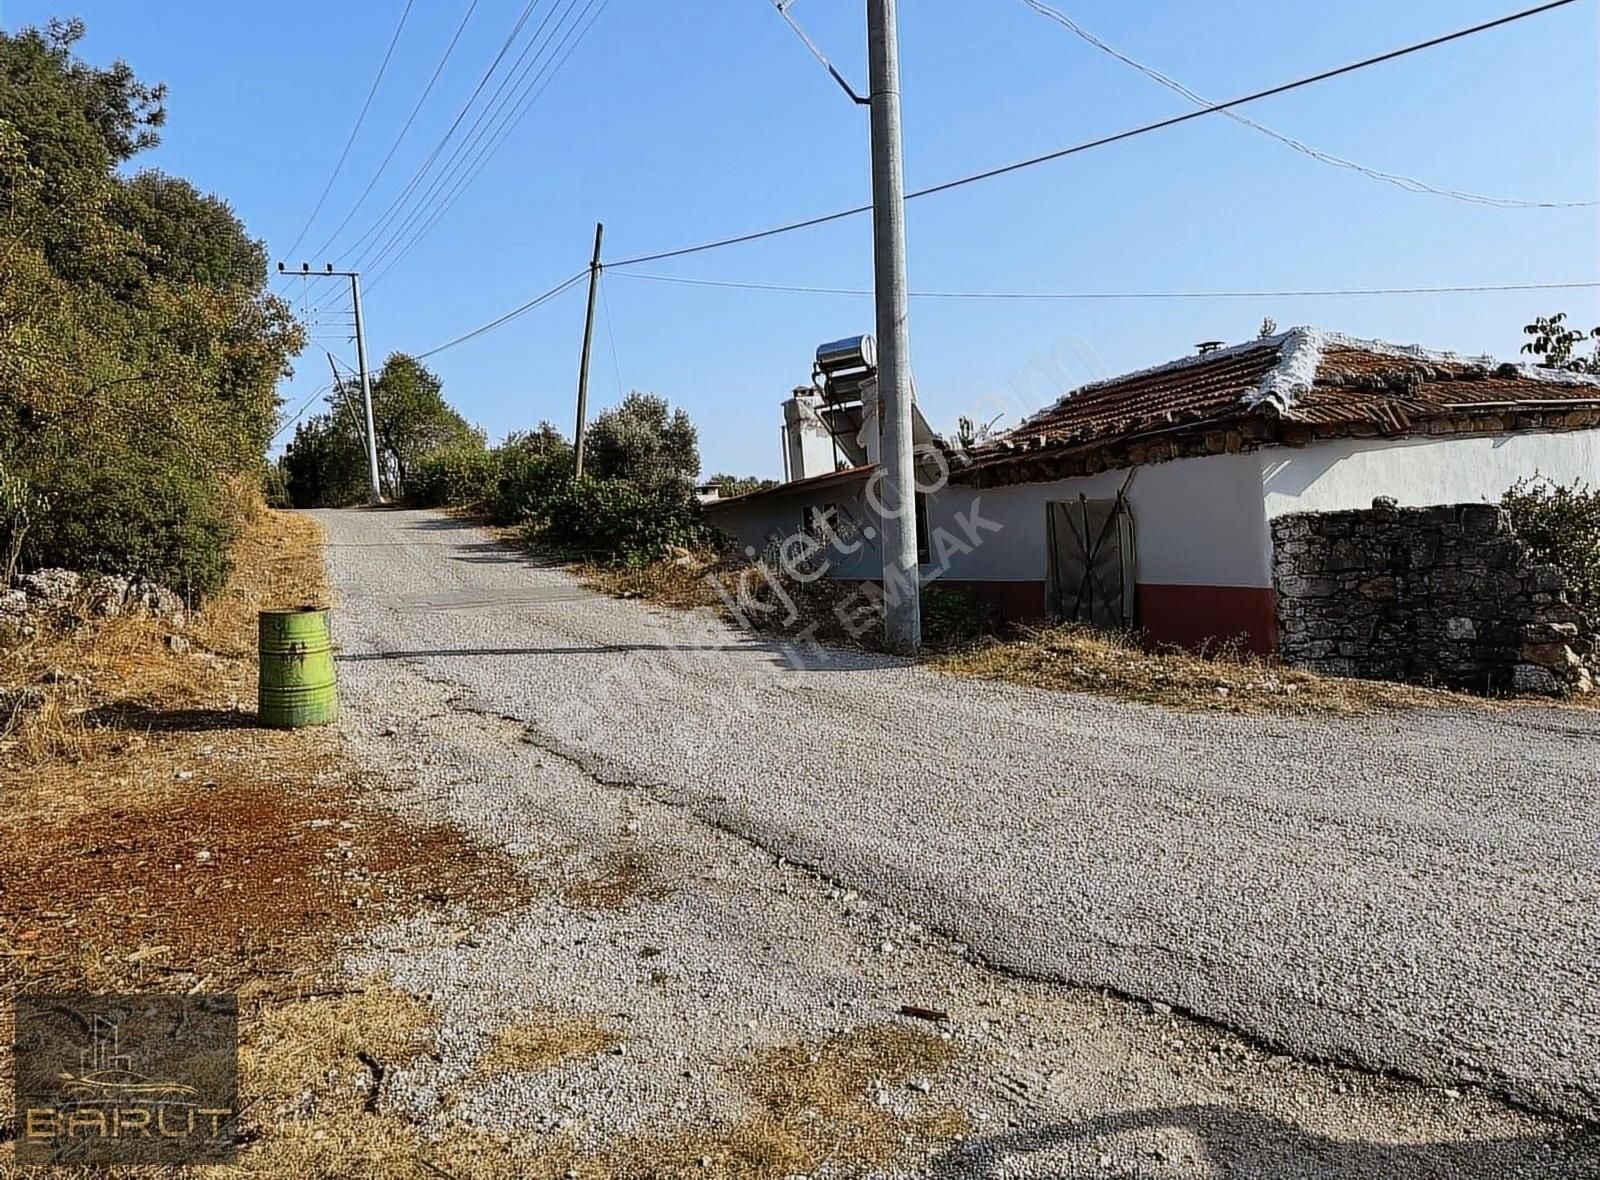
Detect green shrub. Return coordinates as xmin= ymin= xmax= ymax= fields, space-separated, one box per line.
xmin=540 ymin=476 xmax=706 ymax=566
xmin=921 ymin=584 xmax=1002 ymax=650
xmin=26 ymin=460 xmax=235 ymax=600
xmin=408 ymin=445 xmax=498 ymax=509
xmin=489 ymin=439 xmax=573 ymax=525
xmin=1504 ymin=476 xmax=1600 ymax=606
xmin=262 ymin=460 xmax=291 ymax=510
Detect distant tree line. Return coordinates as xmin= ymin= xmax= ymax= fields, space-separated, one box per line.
xmin=280 ymin=375 xmax=715 ymax=567
xmin=0 ymin=20 xmax=303 ymax=597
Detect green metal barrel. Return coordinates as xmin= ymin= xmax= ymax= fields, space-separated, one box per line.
xmin=258 ymin=607 xmax=337 ymax=728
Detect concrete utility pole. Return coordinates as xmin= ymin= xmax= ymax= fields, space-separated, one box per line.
xmin=282 ymin=261 xmax=383 ymax=504
xmin=574 ymin=222 xmax=605 ymax=478
xmin=347 ymin=271 xmax=384 ymax=505
xmin=866 ymin=0 xmax=921 ymax=653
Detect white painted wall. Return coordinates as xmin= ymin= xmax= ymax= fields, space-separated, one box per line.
xmin=782 ymin=395 xmax=837 ymax=481
xmin=924 ymin=451 xmax=1273 ymax=589
xmin=1260 ymin=430 xmax=1600 ymax=518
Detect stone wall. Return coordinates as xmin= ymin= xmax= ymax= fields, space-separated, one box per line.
xmin=1271 ymin=500 xmax=1594 ymax=696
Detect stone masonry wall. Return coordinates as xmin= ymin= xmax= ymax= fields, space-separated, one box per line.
xmin=1272 ymin=500 xmax=1594 ymax=696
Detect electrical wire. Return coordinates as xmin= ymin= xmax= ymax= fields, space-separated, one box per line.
xmin=281 ymin=0 xmax=417 ymax=260
xmin=362 ymin=0 xmax=608 ymax=287
xmin=408 ymin=0 xmax=1586 ymax=357
xmin=353 ymin=0 xmax=581 ymax=275
xmin=309 ymin=0 xmax=484 ymax=260
xmin=271 ymin=381 xmax=335 ymax=442
xmin=600 ymin=269 xmax=625 ymax=397
xmin=336 ymin=0 xmax=550 ymax=266
xmin=1016 ymin=0 xmax=1594 ymax=210
xmin=613 ymin=273 xmax=1600 ymax=300
xmin=607 ymin=0 xmax=1586 ymax=269
xmin=415 ymin=269 xmax=589 ymax=359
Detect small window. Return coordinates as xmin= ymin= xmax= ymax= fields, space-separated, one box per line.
xmin=806 ymin=503 xmax=838 ymax=537
xmin=916 ymin=493 xmax=930 ymax=565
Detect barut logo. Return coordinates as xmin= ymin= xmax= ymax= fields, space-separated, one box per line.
xmin=14 ymin=993 xmax=239 ymax=1165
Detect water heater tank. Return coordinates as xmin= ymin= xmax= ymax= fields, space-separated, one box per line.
xmin=815 ymin=334 xmax=877 ymax=376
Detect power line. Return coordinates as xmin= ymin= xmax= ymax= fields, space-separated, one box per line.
xmin=310 ymin=0 xmax=484 ymax=259
xmin=354 ymin=0 xmax=581 ymax=275
xmin=607 ymin=0 xmax=1585 ymax=269
xmin=281 ymin=0 xmax=417 ymax=260
xmin=614 ymin=273 xmax=1600 ymax=300
xmin=336 ymin=0 xmax=549 ymax=266
xmin=600 ymin=268 xmax=625 ymax=397
xmin=1016 ymin=0 xmax=1594 ymax=210
xmin=412 ymin=1 xmax=1586 ymax=356
xmin=363 ymin=0 xmax=608 ymax=287
xmin=271 ymin=381 xmax=335 ymax=442
xmin=415 ymin=269 xmax=588 ymax=359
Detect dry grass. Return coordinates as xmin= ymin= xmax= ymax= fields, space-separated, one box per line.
xmin=232 ymin=1021 xmax=965 ymax=1180
xmin=245 ymin=981 xmax=435 ymax=1112
xmin=934 ymin=623 xmax=1472 ymax=716
xmin=574 ymin=552 xmax=1462 ymax=717
xmin=0 ymin=510 xmax=531 ymax=999
xmin=474 ymin=1014 xmax=621 ymax=1078
xmin=0 ymin=504 xmax=544 ymax=1176
xmin=576 ymin=552 xmax=729 ymax=614
xmin=190 ymin=500 xmax=331 ymax=659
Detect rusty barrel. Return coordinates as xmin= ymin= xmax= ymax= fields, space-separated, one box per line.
xmin=258 ymin=607 xmax=337 ymax=728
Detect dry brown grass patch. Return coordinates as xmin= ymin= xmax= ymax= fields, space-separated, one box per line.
xmin=190 ymin=508 xmax=329 ymax=659
xmin=474 ymin=1014 xmax=621 ymax=1078
xmin=225 ymin=1021 xmax=967 ymax=1180
xmin=576 ymin=553 xmax=728 ymax=613
xmin=0 ymin=507 xmax=533 ymax=999
xmin=934 ymin=624 xmax=1484 ymax=716
xmin=246 ymin=981 xmax=435 ymax=1110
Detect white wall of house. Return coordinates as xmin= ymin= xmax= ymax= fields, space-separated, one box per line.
xmin=1259 ymin=429 xmax=1600 ymax=519
xmin=925 ymin=451 xmax=1273 ymax=589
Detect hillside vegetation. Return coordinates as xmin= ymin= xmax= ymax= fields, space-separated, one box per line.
xmin=0 ymin=19 xmax=303 ymax=599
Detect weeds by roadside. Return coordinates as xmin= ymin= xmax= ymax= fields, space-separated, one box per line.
xmin=573 ymin=549 xmax=1483 ymax=716
xmin=0 ymin=506 xmax=537 ymax=1177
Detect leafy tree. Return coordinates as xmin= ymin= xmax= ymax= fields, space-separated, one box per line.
xmin=584 ymin=392 xmax=699 ymax=486
xmin=364 ymin=352 xmax=481 ymax=496
xmin=706 ymin=473 xmax=779 ymax=498
xmin=0 ymin=20 xmax=302 ymax=594
xmin=280 ymin=410 xmax=369 ymax=509
xmin=490 ymin=427 xmax=574 ymax=525
xmin=1522 ymin=313 xmax=1600 ymax=374
xmin=542 ymin=476 xmax=707 ymax=566
xmin=280 ymin=355 xmax=484 ymax=506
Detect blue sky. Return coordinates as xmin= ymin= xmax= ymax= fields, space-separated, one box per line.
xmin=6 ymin=0 xmax=1597 ymax=476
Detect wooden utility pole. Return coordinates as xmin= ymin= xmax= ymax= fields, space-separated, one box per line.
xmin=573 ymin=222 xmax=605 ymax=478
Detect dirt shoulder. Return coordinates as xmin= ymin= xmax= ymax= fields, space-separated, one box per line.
xmin=575 ymin=550 xmax=1595 ymax=717
xmin=0 ymin=507 xmax=531 ymax=1174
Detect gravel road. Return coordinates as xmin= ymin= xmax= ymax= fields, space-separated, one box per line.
xmin=315 ymin=508 xmax=1600 ymax=1129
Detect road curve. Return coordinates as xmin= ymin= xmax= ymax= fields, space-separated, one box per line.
xmin=314 ymin=508 xmax=1600 ymax=1121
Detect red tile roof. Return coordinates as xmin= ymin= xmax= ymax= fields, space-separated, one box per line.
xmin=962 ymin=328 xmax=1600 ymax=476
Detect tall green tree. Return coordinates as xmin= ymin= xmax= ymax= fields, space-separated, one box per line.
xmin=0 ymin=20 xmax=303 ymax=595
xmin=584 ymin=391 xmax=700 ymax=486
xmin=365 ymin=352 xmax=481 ymax=496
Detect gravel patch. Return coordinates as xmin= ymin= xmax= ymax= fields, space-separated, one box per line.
xmin=317 ymin=508 xmax=1600 ymax=1171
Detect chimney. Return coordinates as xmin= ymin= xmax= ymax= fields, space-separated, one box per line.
xmin=1196 ymin=340 xmax=1225 ymax=355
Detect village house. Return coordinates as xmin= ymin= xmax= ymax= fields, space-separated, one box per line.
xmin=702 ymin=327 xmax=1600 ymax=654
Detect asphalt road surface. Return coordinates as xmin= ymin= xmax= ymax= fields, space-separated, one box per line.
xmin=315 ymin=508 xmax=1600 ymax=1122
